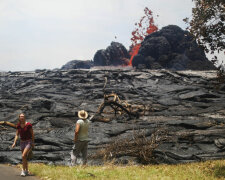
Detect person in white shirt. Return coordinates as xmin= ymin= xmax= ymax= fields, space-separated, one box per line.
xmin=71 ymin=110 xmax=93 ymax=165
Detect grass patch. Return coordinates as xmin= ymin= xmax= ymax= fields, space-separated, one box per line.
xmin=26 ymin=160 xmax=225 ymax=180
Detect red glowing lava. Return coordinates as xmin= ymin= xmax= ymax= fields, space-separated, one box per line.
xmin=129 ymin=7 xmax=158 ymax=66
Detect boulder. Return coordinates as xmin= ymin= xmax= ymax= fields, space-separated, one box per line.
xmin=61 ymin=60 xmax=93 ymax=70
xmin=93 ymin=42 xmax=130 ymax=66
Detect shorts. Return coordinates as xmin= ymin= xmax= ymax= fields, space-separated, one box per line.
xmin=20 ymin=140 xmax=32 ymax=151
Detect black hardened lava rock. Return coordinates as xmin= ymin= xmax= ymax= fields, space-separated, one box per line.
xmin=93 ymin=41 xmax=130 ymax=66
xmin=61 ymin=60 xmax=93 ymax=70
xmin=133 ymin=25 xmax=216 ymax=70
xmin=0 ymin=69 xmax=224 ymax=165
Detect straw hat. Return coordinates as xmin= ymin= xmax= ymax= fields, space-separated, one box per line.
xmin=78 ymin=110 xmax=88 ymax=119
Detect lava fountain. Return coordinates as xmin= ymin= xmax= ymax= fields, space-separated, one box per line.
xmin=129 ymin=7 xmax=158 ymax=66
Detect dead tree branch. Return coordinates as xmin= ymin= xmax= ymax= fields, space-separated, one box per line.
xmin=98 ymin=99 xmax=137 ymax=118
xmin=95 ymin=75 xmax=152 ymax=120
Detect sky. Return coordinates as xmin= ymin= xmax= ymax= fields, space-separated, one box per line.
xmin=0 ymin=0 xmax=222 ymax=71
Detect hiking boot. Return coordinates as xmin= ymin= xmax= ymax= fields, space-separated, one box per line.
xmin=21 ymin=170 xmax=26 ymax=177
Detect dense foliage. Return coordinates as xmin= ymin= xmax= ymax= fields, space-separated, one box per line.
xmin=184 ymin=0 xmax=225 ymax=65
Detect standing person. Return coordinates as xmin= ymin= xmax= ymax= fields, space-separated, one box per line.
xmin=12 ymin=113 xmax=34 ymax=177
xmin=71 ymin=110 xmax=93 ymax=166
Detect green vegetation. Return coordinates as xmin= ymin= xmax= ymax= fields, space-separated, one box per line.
xmin=184 ymin=0 xmax=224 ymax=64
xmin=25 ymin=160 xmax=225 ymax=180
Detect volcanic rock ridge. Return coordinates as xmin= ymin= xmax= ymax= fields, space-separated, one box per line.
xmin=132 ymin=25 xmax=216 ymax=70
xmin=86 ymin=25 xmax=216 ymax=71
xmin=0 ymin=69 xmax=224 ymax=165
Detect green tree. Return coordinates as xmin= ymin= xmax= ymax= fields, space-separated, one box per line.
xmin=184 ymin=0 xmax=225 ymax=65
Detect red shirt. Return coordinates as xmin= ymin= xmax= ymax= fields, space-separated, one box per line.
xmin=16 ymin=122 xmax=32 ymax=141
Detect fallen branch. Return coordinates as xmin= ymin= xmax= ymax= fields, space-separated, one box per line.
xmin=96 ymin=76 xmax=152 ymax=121
xmin=98 ymin=100 xmax=137 ymax=118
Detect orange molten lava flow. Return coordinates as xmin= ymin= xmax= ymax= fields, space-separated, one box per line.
xmin=129 ymin=7 xmax=158 ymax=66
xmin=129 ymin=44 xmax=141 ymax=66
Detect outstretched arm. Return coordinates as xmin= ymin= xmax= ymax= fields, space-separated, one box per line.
xmin=89 ymin=115 xmax=95 ymax=122
xmin=0 ymin=121 xmax=16 ymax=128
xmin=89 ymin=113 xmax=111 ymax=123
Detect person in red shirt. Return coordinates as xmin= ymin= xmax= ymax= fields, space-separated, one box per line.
xmin=12 ymin=113 xmax=34 ymax=177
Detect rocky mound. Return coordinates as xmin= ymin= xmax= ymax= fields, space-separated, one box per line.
xmin=0 ymin=69 xmax=224 ymax=165
xmin=92 ymin=25 xmax=216 ymax=71
xmin=61 ymin=60 xmax=93 ymax=70
xmin=93 ymin=42 xmax=130 ymax=66
xmin=132 ymin=25 xmax=216 ymax=70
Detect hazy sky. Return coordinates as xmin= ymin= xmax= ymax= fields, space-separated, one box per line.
xmin=1 ymin=0 xmax=218 ymax=71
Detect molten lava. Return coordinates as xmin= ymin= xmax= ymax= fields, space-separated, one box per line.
xmin=129 ymin=44 xmax=141 ymax=66
xmin=129 ymin=7 xmax=158 ymax=66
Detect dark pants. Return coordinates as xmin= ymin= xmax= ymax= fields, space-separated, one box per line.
xmin=71 ymin=141 xmax=88 ymax=165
